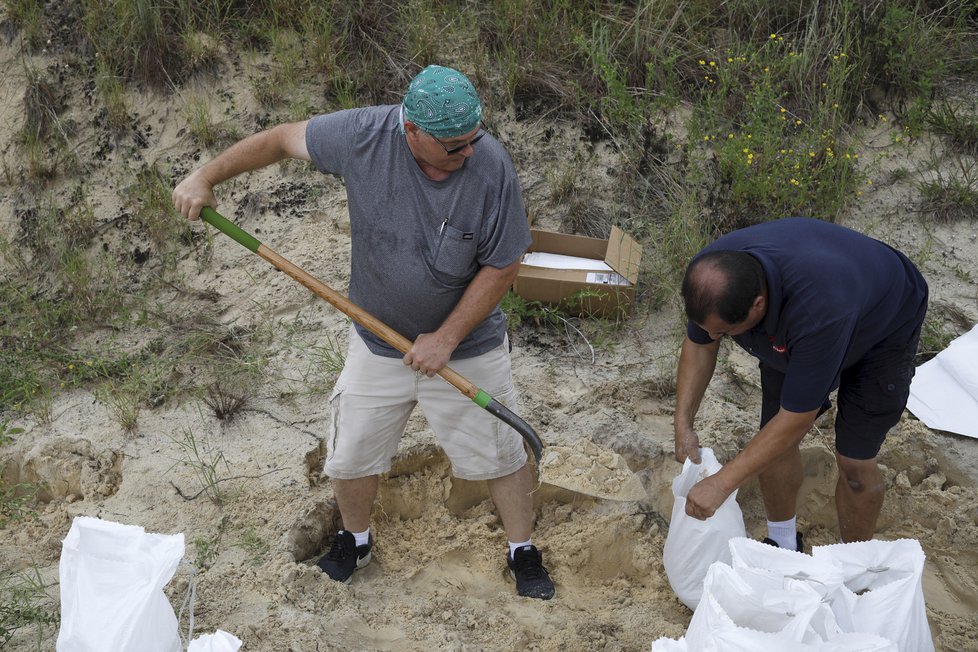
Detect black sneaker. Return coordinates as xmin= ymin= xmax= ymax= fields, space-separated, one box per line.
xmin=507 ymin=545 xmax=555 ymax=600
xmin=317 ymin=530 xmax=372 ymax=583
xmin=761 ymin=532 xmax=804 ymax=553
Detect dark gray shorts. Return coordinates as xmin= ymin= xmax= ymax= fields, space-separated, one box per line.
xmin=760 ymin=323 xmax=923 ymax=460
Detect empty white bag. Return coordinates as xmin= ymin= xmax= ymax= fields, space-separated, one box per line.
xmin=663 ymin=448 xmax=747 ymax=609
xmin=57 ymin=516 xmax=185 ymax=652
xmin=811 ymin=539 xmax=933 ymax=652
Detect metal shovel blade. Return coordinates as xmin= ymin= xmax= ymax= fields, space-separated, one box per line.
xmin=537 ymin=441 xmax=648 ymax=502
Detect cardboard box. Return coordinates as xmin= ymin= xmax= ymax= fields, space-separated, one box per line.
xmin=513 ymin=226 xmax=643 ymax=319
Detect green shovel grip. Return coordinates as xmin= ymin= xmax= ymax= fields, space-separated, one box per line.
xmin=200 ymin=207 xmax=261 ymax=253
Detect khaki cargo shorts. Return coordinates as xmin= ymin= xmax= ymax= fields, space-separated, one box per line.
xmin=323 ymin=330 xmax=528 ymax=481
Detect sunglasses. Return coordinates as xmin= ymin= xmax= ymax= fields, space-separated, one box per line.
xmin=429 ymin=122 xmax=489 ymax=155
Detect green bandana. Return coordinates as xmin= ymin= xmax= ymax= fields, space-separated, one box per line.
xmin=402 ymin=65 xmax=482 ymax=138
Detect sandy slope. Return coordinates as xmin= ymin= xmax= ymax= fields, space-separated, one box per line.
xmin=2 ymin=38 xmax=978 ymax=651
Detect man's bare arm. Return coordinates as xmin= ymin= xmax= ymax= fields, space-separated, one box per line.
xmin=405 ymin=259 xmax=521 ymax=375
xmin=685 ymin=407 xmax=818 ymax=519
xmin=172 ymin=121 xmax=310 ymax=220
xmin=673 ymin=336 xmax=721 ymax=463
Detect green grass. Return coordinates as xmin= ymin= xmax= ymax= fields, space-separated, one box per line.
xmin=0 ymin=0 xmax=975 ymax=417
xmin=918 ymin=158 xmax=978 ymax=223
xmin=169 ymin=427 xmax=231 ymax=505
xmin=927 ymin=101 xmax=978 ymax=155
xmin=0 ymin=565 xmax=59 ymax=650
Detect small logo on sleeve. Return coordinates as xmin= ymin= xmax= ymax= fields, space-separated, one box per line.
xmin=769 ymin=336 xmax=786 ymax=354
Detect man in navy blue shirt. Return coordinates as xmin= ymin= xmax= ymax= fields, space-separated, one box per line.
xmin=674 ymin=218 xmax=928 ymax=548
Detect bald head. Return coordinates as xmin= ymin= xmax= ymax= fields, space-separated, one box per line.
xmin=682 ymin=250 xmax=766 ymax=325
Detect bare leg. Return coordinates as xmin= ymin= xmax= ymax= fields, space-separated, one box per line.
xmin=757 ymin=445 xmax=804 ymax=521
xmin=486 ymin=464 xmax=535 ymax=543
xmin=835 ymin=454 xmax=884 ymax=542
xmin=333 ymin=475 xmax=380 ymax=532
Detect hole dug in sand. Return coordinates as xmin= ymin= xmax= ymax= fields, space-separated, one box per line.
xmin=281 ymin=441 xmax=672 ymax=650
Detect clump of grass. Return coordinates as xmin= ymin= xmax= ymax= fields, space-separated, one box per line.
xmin=926 ymin=102 xmax=978 ymax=155
xmin=917 ymin=159 xmax=978 ymax=223
xmin=202 ymin=382 xmax=249 ymax=422
xmin=2 ymin=0 xmax=47 ymax=50
xmin=94 ymin=59 xmax=130 ymax=136
xmin=310 ymin=334 xmax=346 ymax=377
xmin=191 ymin=518 xmax=229 ymax=570
xmin=126 ymin=164 xmax=193 ymax=272
xmin=181 ymin=30 xmax=222 ymax=77
xmin=193 ymin=533 xmax=220 ymax=570
xmin=169 ymin=428 xmax=230 ymax=505
xmin=81 ymin=0 xmax=184 ymax=88
xmin=94 ymin=360 xmax=167 ymax=434
xmin=0 ymin=565 xmax=59 ymax=650
xmin=236 ymin=528 xmax=270 ymax=565
xmin=248 ymin=25 xmax=307 ymax=109
xmin=0 ymin=475 xmax=40 ymax=530
xmin=0 ymin=423 xmax=41 ymax=529
xmin=18 ymin=67 xmax=71 ymax=184
xmin=22 ymin=67 xmax=61 ymax=142
xmin=183 ymin=95 xmax=238 ymax=149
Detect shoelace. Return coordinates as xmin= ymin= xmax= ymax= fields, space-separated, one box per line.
xmin=514 ymin=553 xmax=547 ymax=580
xmin=325 ymin=535 xmax=355 ymax=561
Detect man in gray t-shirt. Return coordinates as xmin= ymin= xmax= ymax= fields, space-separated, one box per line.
xmin=172 ymin=65 xmax=554 ymax=599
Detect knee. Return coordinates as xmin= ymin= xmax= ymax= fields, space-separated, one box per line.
xmin=837 ymin=456 xmax=884 ymax=494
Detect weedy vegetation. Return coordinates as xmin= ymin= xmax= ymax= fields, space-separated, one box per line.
xmin=0 ymin=0 xmax=973 ymax=438
xmin=168 ymin=427 xmax=231 ymax=505
xmin=0 ymin=565 xmax=59 ymax=650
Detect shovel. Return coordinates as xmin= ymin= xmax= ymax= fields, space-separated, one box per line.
xmin=200 ymin=207 xmax=542 ymax=461
xmin=199 ymin=207 xmax=646 ymax=501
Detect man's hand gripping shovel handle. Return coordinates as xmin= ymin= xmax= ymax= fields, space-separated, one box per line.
xmin=199 ymin=207 xmax=545 ymax=463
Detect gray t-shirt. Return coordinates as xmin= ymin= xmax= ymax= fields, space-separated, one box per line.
xmin=305 ymin=105 xmax=531 ymax=359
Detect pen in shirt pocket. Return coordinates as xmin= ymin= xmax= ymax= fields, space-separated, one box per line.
xmin=440 ymin=218 xmax=447 ymax=234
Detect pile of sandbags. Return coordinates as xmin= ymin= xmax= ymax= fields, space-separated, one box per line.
xmin=653 ymin=536 xmax=932 ymax=651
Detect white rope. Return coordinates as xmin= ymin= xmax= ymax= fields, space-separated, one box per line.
xmin=177 ymin=561 xmax=199 ymax=650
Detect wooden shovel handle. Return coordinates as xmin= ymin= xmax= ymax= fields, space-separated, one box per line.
xmin=198 ymin=207 xmax=544 ymax=462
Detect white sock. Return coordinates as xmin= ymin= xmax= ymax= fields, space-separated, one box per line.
xmin=351 ymin=528 xmax=370 ymax=547
xmin=767 ymin=517 xmax=797 ymax=550
xmin=508 ymin=539 xmax=532 ymax=557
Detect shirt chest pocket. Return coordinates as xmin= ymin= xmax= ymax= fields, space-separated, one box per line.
xmin=433 ymin=223 xmax=478 ymax=278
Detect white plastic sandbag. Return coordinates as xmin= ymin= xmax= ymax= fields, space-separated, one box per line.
xmin=650 ymin=636 xmax=688 ymax=651
xmin=663 ymin=448 xmax=747 ymax=609
xmin=684 ymin=561 xmax=825 ymax=650
xmin=729 ymin=536 xmax=852 ymax=637
xmin=57 ymin=516 xmax=185 ymax=652
xmin=811 ymin=539 xmax=933 ymax=651
xmin=188 ymin=630 xmax=243 ymax=652
xmin=819 ymin=632 xmax=898 ymax=651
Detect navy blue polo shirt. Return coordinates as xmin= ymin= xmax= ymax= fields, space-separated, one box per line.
xmin=687 ymin=218 xmax=928 ymax=413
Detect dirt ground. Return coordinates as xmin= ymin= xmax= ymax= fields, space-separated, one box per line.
xmin=2 ymin=36 xmax=978 ymax=652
